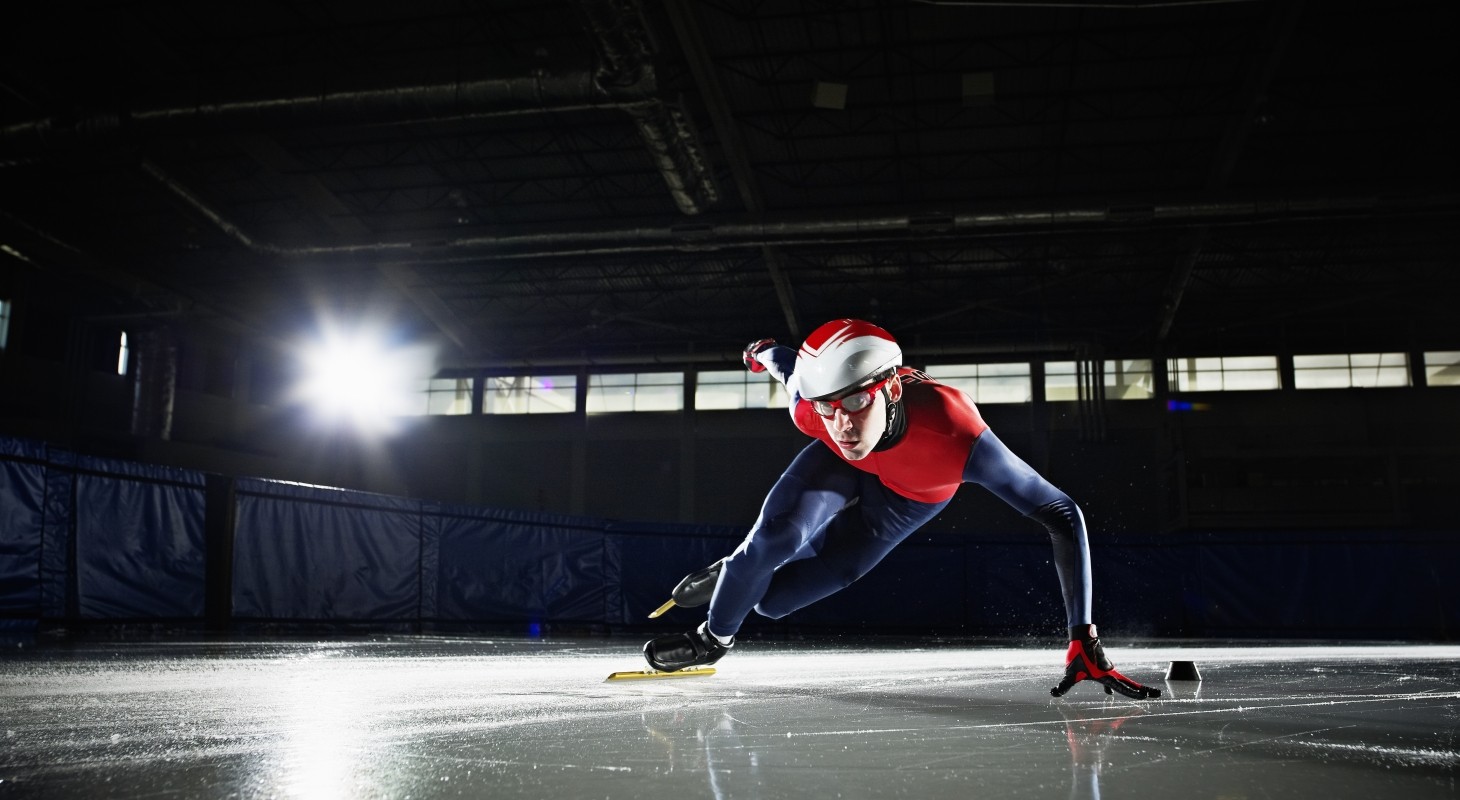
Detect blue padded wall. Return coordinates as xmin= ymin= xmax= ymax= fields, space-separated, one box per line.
xmin=0 ymin=437 xmax=46 ymax=626
xmin=232 ymin=479 xmax=423 ymax=621
xmin=73 ymin=456 xmax=206 ymax=618
xmin=433 ymin=505 xmax=610 ymax=624
xmin=1 ymin=434 xmax=1456 ymax=640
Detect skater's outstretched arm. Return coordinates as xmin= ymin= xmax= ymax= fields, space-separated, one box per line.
xmin=961 ymin=430 xmax=1092 ymax=629
xmin=963 ymin=431 xmax=1161 ymax=700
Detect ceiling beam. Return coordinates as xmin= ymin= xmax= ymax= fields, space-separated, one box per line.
xmin=1156 ymin=0 xmax=1305 ymax=342
xmin=661 ymin=0 xmax=802 ymax=339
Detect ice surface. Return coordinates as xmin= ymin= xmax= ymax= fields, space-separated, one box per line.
xmin=0 ymin=637 xmax=1456 ymax=798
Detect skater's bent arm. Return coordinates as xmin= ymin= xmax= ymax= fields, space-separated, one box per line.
xmin=753 ymin=344 xmax=798 ymax=388
xmin=749 ymin=343 xmax=802 ymax=414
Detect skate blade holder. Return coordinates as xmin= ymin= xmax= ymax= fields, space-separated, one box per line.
xmin=606 ymin=666 xmax=716 ymax=681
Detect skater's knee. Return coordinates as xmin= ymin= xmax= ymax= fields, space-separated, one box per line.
xmin=741 ymin=513 xmax=810 ymax=565
xmin=753 ymin=600 xmax=791 ymax=620
xmin=754 ymin=564 xmax=862 ymax=619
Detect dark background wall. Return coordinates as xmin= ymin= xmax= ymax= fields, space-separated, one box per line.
xmin=2 ymin=306 xmax=1455 ymax=535
xmin=2 ymin=306 xmax=1457 ymax=639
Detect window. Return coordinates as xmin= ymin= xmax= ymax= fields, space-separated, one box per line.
xmin=411 ymin=377 xmax=474 ymax=416
xmin=1045 ymin=359 xmax=1154 ymax=401
xmin=1294 ymin=353 xmax=1410 ymax=389
xmin=924 ymin=362 xmax=1031 ymax=404
xmin=1424 ymin=351 xmax=1460 ymax=387
xmin=1106 ymin=359 xmax=1155 ymax=399
xmin=484 ymin=374 xmax=576 ymax=415
xmin=695 ymin=369 xmax=791 ymax=410
xmin=1167 ymin=356 xmax=1279 ymax=392
xmin=117 ymin=331 xmax=130 ymax=376
xmin=0 ymin=298 xmax=10 ymax=351
xmin=587 ymin=372 xmax=684 ymax=413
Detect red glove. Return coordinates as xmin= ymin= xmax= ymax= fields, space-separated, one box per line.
xmin=742 ymin=338 xmax=776 ymax=373
xmin=1051 ymin=626 xmax=1161 ymax=700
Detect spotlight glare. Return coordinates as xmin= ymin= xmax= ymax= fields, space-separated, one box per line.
xmin=292 ymin=325 xmax=436 ymax=435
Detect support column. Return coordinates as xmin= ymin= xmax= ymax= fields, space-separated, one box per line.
xmin=131 ymin=325 xmax=178 ymax=440
xmin=204 ymin=474 xmax=236 ymax=631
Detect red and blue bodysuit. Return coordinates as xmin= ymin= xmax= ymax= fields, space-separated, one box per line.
xmin=706 ymin=347 xmax=1094 ymax=641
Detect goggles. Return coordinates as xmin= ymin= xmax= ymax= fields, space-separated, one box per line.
xmin=810 ymin=375 xmax=893 ymax=418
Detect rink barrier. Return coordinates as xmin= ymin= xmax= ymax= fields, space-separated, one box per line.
xmin=1 ymin=434 xmax=1456 ymax=639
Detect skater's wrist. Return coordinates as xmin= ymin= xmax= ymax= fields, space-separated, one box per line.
xmin=1068 ymin=623 xmax=1098 ymax=641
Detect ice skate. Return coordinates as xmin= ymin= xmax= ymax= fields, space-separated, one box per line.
xmin=643 ymin=621 xmax=732 ymax=673
xmin=647 ymin=558 xmax=725 ymax=618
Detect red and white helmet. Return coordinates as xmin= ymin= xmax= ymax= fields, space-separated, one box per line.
xmin=795 ymin=319 xmax=902 ymax=400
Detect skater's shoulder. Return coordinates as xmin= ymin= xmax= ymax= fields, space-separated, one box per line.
xmin=900 ymin=370 xmax=971 ymax=409
xmin=900 ymin=371 xmax=986 ymax=435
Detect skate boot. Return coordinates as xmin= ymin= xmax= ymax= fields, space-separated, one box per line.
xmin=644 ymin=621 xmax=732 ymax=673
xmin=1050 ymin=625 xmax=1160 ymax=700
xmin=648 ymin=558 xmax=725 ymax=618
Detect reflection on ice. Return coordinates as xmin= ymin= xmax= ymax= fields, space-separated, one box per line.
xmin=276 ymin=664 xmax=371 ymax=800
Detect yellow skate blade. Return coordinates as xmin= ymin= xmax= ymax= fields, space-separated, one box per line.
xmin=647 ymin=598 xmax=677 ymax=619
xmin=605 ymin=667 xmax=716 ymax=681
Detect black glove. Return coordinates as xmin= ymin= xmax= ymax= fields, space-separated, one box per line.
xmin=742 ymin=338 xmax=776 ymax=373
xmin=1051 ymin=625 xmax=1161 ymax=700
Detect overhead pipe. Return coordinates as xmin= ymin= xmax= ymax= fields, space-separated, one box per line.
xmin=380 ymin=192 xmax=1458 ymax=262
xmin=140 ymin=154 xmax=1457 ymax=265
xmin=2 ymin=73 xmax=623 ymax=150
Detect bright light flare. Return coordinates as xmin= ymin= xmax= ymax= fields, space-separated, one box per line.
xmin=291 ymin=325 xmax=437 ymax=435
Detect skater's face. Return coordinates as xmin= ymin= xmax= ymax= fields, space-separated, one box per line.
xmin=820 ymin=378 xmax=902 ymax=461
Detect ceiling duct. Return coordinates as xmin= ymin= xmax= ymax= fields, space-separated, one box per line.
xmin=1 ymin=0 xmax=719 ymax=215
xmin=573 ymin=0 xmax=719 ymax=214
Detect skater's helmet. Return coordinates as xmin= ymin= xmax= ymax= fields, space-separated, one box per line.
xmin=795 ymin=319 xmax=902 ymax=400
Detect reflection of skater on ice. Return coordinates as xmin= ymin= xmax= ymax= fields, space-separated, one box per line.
xmin=641 ymin=705 xmax=761 ymax=800
xmin=645 ymin=319 xmax=1160 ymax=699
xmin=1058 ymin=702 xmax=1147 ymax=800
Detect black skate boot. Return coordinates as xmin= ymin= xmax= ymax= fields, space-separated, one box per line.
xmin=644 ymin=621 xmax=732 ymax=673
xmin=648 ymin=558 xmax=725 ymax=618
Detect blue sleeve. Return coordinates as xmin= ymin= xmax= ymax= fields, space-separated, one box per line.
xmin=962 ymin=430 xmax=1093 ymax=630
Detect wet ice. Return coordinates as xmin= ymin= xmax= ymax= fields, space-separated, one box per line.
xmin=0 ymin=637 xmax=1456 ymax=798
